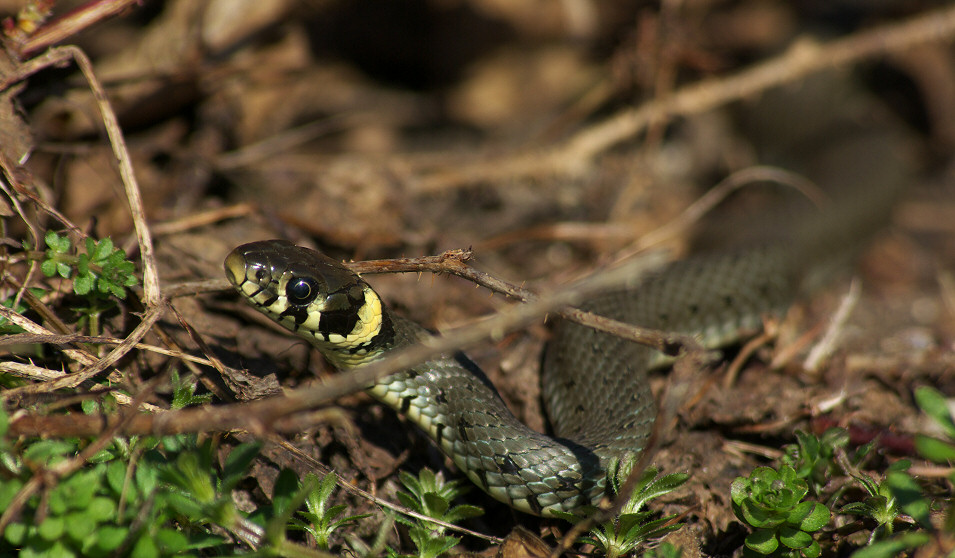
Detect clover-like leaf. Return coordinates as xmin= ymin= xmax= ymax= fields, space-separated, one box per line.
xmin=73 ymin=273 xmax=93 ymax=295
xmin=797 ymin=502 xmax=829 ymax=532
xmin=744 ymin=528 xmax=779 ymax=554
xmin=44 ymin=231 xmax=70 ymax=253
xmin=739 ymin=498 xmax=783 ymax=528
xmin=778 ymin=525 xmax=812 ymax=549
xmin=91 ymin=237 xmax=113 ymax=262
xmin=803 ymin=539 xmax=822 ymax=558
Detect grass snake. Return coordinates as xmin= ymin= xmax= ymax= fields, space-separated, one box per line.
xmin=224 ymin=133 xmax=910 ymax=517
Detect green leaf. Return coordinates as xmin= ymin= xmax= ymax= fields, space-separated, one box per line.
xmin=443 ymin=503 xmax=484 ymax=524
xmin=738 ymin=498 xmax=782 ymax=528
xmin=90 ymin=525 xmax=129 ymax=553
xmin=222 ymin=442 xmax=260 ymax=491
xmin=55 ymin=470 xmax=100 ymax=510
xmin=914 ymin=386 xmax=955 ymax=439
xmin=786 ymin=500 xmax=814 ymax=525
xmin=86 ymin=497 xmax=117 ymax=522
xmin=130 ymin=535 xmax=159 ymax=558
xmin=44 ymin=230 xmax=59 ymax=250
xmin=92 ymin=238 xmax=113 ymax=262
xmin=0 ymin=478 xmax=23 ymax=510
xmin=96 ymin=276 xmax=111 ymax=295
xmin=744 ymin=528 xmax=779 ymax=554
xmin=423 ymin=491 xmax=450 ymax=517
xmin=155 ymin=528 xmax=189 ymax=552
xmin=396 ymin=490 xmax=418 ymax=512
xmin=45 ymin=231 xmax=70 ymax=253
xmin=778 ymin=525 xmax=811 ymax=549
xmin=40 ymin=258 xmax=58 ymax=277
xmin=270 ymin=468 xmax=299 ymax=516
xmin=104 ymin=460 xmax=127 ymax=497
xmin=730 ymin=477 xmax=751 ymax=507
xmin=408 ymin=525 xmax=459 ymax=558
xmin=751 ymin=467 xmax=781 ymax=487
xmin=23 ymin=439 xmax=77 ymax=464
xmin=886 ymin=459 xmax=911 ymax=473
xmin=162 ymin=491 xmax=204 ymax=519
xmin=850 ymin=532 xmax=931 ymax=558
xmin=885 ymin=471 xmax=931 ymax=529
xmin=77 ymin=253 xmax=90 ymax=277
xmin=4 ymin=521 xmax=27 ymax=545
xmin=42 ymin=541 xmax=75 ymax=558
xmin=796 ymin=502 xmax=829 ymax=532
xmin=56 ymin=262 xmax=72 ymax=279
xmin=109 ymin=281 xmax=126 ymax=299
xmin=914 ymin=434 xmax=955 ymax=463
xmin=838 ymin=501 xmax=873 ymax=516
xmin=313 ymin=472 xmax=337 ymax=511
xmin=73 ymin=273 xmax=93 ymax=295
xmin=626 ymin=471 xmax=689 ymax=514
xmin=63 ymin=510 xmax=97 ymax=541
xmin=135 ymin=458 xmax=158 ymax=496
xmin=37 ymin=516 xmax=65 ymax=540
xmin=803 ymin=539 xmax=822 ymax=558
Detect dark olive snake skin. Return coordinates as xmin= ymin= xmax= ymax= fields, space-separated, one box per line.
xmin=224 ymin=135 xmax=908 ymax=516
xmin=224 ymin=237 xmax=831 ymax=516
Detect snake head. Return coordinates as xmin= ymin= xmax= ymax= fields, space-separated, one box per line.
xmin=225 ymin=240 xmax=387 ymax=362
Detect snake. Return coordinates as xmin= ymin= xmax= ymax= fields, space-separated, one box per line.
xmin=223 ymin=132 xmax=908 ymax=516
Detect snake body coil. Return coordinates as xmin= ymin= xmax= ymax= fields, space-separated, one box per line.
xmin=225 ymin=239 xmax=810 ymax=516
xmin=223 ymin=79 xmax=914 ymax=516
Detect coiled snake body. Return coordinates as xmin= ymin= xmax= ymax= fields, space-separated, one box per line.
xmin=224 ymin=142 xmax=909 ymax=515
xmin=224 ymin=237 xmax=818 ymax=516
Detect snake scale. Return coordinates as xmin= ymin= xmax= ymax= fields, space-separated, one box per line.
xmin=224 ymin=130 xmax=910 ymax=517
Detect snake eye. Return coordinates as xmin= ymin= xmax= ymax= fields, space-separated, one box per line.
xmin=286 ymin=277 xmax=319 ymax=306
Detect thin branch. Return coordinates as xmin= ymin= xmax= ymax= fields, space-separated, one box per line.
xmin=1 ymin=301 xmax=166 ymax=397
xmin=414 ymin=5 xmax=955 ymax=191
xmin=16 ymin=0 xmax=143 ymax=56
xmin=8 ymin=253 xmax=679 ymax=438
xmin=0 ymin=332 xmax=216 ymax=366
xmin=0 ymin=45 xmax=161 ymax=304
xmin=804 ymin=278 xmax=861 ymax=373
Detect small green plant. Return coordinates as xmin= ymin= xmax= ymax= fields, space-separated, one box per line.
xmin=781 ymin=428 xmax=850 ymax=495
xmin=40 ymin=232 xmax=137 ymax=298
xmin=289 ymin=472 xmax=371 ymax=550
xmin=731 ymin=464 xmax=830 ymax=557
xmin=391 ymin=468 xmax=483 ymax=558
xmin=555 ymin=461 xmax=688 ymax=558
xmin=159 ymin=439 xmax=263 ymax=539
xmin=169 ymin=369 xmax=213 ymax=409
xmin=38 ymin=231 xmax=138 ymax=335
xmin=850 ymin=386 xmax=955 ymax=557
xmin=0 ymin=410 xmax=228 ymax=556
xmin=839 ymin=460 xmax=910 ymax=544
